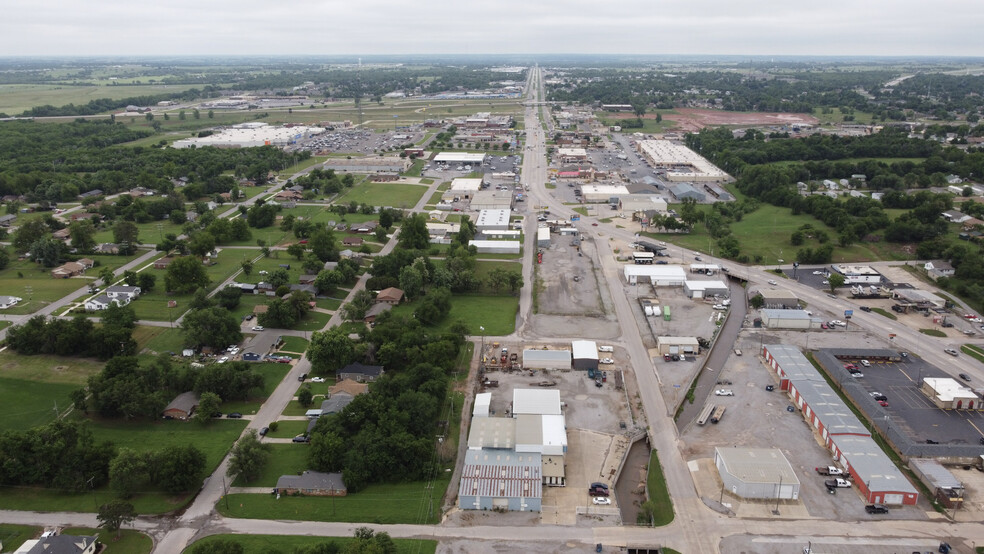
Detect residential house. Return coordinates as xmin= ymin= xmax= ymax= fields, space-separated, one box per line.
xmin=0 ymin=214 xmax=17 ymax=227
xmin=162 ymin=391 xmax=200 ymax=420
xmin=320 ymin=392 xmax=355 ymax=415
xmin=376 ymin=287 xmax=404 ymax=305
xmin=288 ymin=283 xmax=318 ymax=295
xmin=342 ymin=236 xmax=364 ymax=247
xmin=17 ymin=533 xmax=98 ymax=554
xmin=363 ymin=302 xmax=392 ymax=323
xmin=94 ymin=243 xmax=120 ymax=254
xmin=274 ymin=471 xmax=346 ymax=496
xmin=77 ymin=189 xmax=103 ymax=200
xmin=105 ymin=285 xmax=141 ymax=301
xmin=336 ymin=362 xmax=384 ymax=383
xmin=70 ymin=212 xmax=99 ymax=222
xmin=52 ymin=228 xmax=71 ymax=242
xmin=298 ymin=274 xmax=318 ymax=285
xmin=942 ymin=210 xmax=971 ymax=224
xmin=154 ymin=257 xmax=174 ymax=270
xmin=330 ymin=379 xmax=369 ymax=397
xmin=353 ymin=221 xmax=378 ymax=234
xmin=51 ymin=261 xmax=87 ymax=278
xmin=0 ymin=296 xmax=23 ymax=309
xmin=185 ymin=211 xmax=200 ymax=223
xmin=925 ymin=260 xmax=955 ymax=280
xmin=84 ymin=294 xmax=123 ymax=311
xmin=77 ymin=258 xmax=94 ymax=269
xmin=275 ymin=190 xmax=303 ymax=201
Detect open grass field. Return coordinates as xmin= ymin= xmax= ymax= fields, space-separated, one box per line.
xmin=811 ymin=107 xmax=876 ymax=125
xmin=129 ymin=254 xmax=243 ymax=321
xmin=138 ymin=326 xmax=187 ymax=355
xmin=290 ymin=310 xmax=333 ymax=332
xmin=646 ymin=450 xmax=674 ymax=526
xmin=266 ymin=419 xmax=311 ymax=438
xmin=184 ymin=534 xmax=437 ymax=554
xmin=279 ymin=336 xmax=309 ymax=353
xmin=232 ymin=443 xmax=308 ymax=487
xmin=391 ymin=293 xmax=518 ymax=336
xmin=91 ymin=219 xmax=188 ymax=245
xmin=0 ymin=524 xmax=40 ymax=552
xmin=219 ymin=474 xmax=451 ymax=524
xmin=0 ymin=377 xmax=82 ymax=431
xmin=218 ymin=362 xmax=291 ymax=414
xmin=62 ymin=527 xmax=153 ymax=554
xmin=0 ymin=83 xmax=202 ymax=115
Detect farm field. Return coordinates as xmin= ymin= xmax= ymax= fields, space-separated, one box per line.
xmin=0 ymin=83 xmax=203 ymax=115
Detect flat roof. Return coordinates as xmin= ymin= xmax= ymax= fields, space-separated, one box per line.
xmin=537 ymin=227 xmax=550 ymax=240
xmin=833 ymin=264 xmax=880 ymax=276
xmin=910 ymin=458 xmax=962 ymax=490
xmin=924 ymin=378 xmax=979 ymax=401
xmin=571 ymin=340 xmax=598 ymax=360
xmin=656 ymin=336 xmax=700 ymax=346
xmin=476 ymin=209 xmax=512 ymax=227
xmin=460 ymin=449 xmax=542 ymax=499
xmin=467 ymin=417 xmax=516 ymax=449
xmin=833 ymin=435 xmax=918 ymax=494
xmin=450 ymin=178 xmax=483 ymax=191
xmin=764 ymin=344 xmax=826 ymax=382
xmin=638 ymin=140 xmax=728 ymax=178
xmin=468 ymin=240 xmax=520 ymax=248
xmin=434 ymin=152 xmax=486 ymax=163
xmin=623 ymin=265 xmax=687 ymax=279
xmin=715 ymin=447 xmax=799 ymax=485
xmin=684 ymin=280 xmax=728 ymax=291
xmin=557 ymin=147 xmax=587 ymax=156
xmin=762 ymin=309 xmax=813 ymax=319
xmin=760 ymin=289 xmax=799 ymax=300
xmin=513 ymin=389 xmax=562 ymax=416
xmin=581 ymin=184 xmax=629 ymax=195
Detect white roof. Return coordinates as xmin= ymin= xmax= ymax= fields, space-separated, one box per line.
xmin=623 ymin=264 xmax=687 ymax=280
xmin=537 ymin=227 xmax=550 ymax=240
xmin=684 ymin=280 xmax=728 ymax=291
xmin=581 ymin=184 xmax=629 ymax=196
xmin=689 ymin=263 xmax=721 ymax=271
xmin=924 ymin=378 xmax=978 ymax=401
xmin=451 ymin=178 xmax=483 ymax=191
xmin=557 ymin=147 xmax=587 ymax=157
xmin=468 ymin=240 xmax=520 ymax=249
xmin=715 ymin=447 xmax=799 ymax=485
xmin=638 ymin=140 xmax=728 ymax=178
xmin=476 ymin=209 xmax=511 ymax=228
xmin=434 ymin=152 xmax=486 ymax=163
xmin=571 ymin=340 xmax=598 ymax=360
xmin=473 ymin=392 xmax=492 ymax=418
xmin=762 ymin=309 xmax=812 ymax=320
xmin=513 ymin=389 xmax=562 ymax=416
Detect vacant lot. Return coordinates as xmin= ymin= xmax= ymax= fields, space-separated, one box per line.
xmin=334 ymin=181 xmax=429 ymax=208
xmin=0 ymin=83 xmax=201 ymax=115
xmin=232 ymin=444 xmax=308 ymax=487
xmin=130 ymin=255 xmax=243 ymax=320
xmin=0 ymin=351 xmax=107 ymax=431
xmin=391 ymin=293 xmax=518 ymax=336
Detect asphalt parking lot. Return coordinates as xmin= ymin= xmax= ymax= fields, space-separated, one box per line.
xmin=836 ymin=354 xmax=984 ymax=445
xmin=682 ymin=332 xmax=930 ymax=520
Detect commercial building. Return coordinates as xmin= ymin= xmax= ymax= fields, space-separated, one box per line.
xmin=910 ymin=458 xmax=963 ymax=509
xmin=468 ymin=240 xmax=520 ymax=254
xmin=759 ymin=289 xmax=800 ymax=309
xmin=579 ymin=184 xmax=629 ymax=203
xmin=623 ymin=264 xmax=687 ymax=286
xmin=173 ymin=123 xmax=325 ymax=149
xmin=323 ymin=156 xmax=411 ymax=173
xmin=714 ymin=447 xmax=800 ymax=500
xmin=683 ymin=280 xmax=728 ymax=299
xmin=556 ymin=147 xmax=588 ymax=163
xmin=615 ymin=195 xmax=669 ymax=214
xmin=571 ymin=340 xmax=599 ymax=371
xmin=470 ymin=190 xmax=513 ymax=210
xmin=537 ymin=226 xmax=551 ymax=247
xmin=921 ymin=378 xmax=980 ymax=410
xmin=760 ymin=309 xmax=816 ymax=330
xmin=476 ymin=209 xmax=512 ymax=232
xmin=473 ymin=392 xmax=492 ymax=418
xmin=467 ymin=417 xmax=515 ymax=449
xmin=522 ymin=349 xmax=572 ymax=370
xmin=667 ymin=183 xmax=707 ymax=202
xmin=637 ymin=140 xmax=730 ymax=182
xmin=655 ymin=336 xmax=700 ymax=356
xmin=433 ymin=152 xmax=487 ymax=165
xmin=830 ymin=265 xmax=882 ymax=284
xmin=892 ymin=288 xmax=947 ymax=309
xmin=760 ymin=344 xmax=919 ymax=505
xmin=450 ymin=178 xmax=483 ymax=197
xmin=516 ymin=414 xmax=568 ymax=456
xmin=458 ymin=449 xmax=542 ymax=512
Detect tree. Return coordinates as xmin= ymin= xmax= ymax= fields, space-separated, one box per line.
xmin=297 ymin=386 xmax=314 ymax=408
xmin=227 ymin=430 xmax=272 ymax=484
xmin=29 ymin=236 xmax=65 ymax=267
xmin=190 ymin=287 xmax=214 ymax=310
xmin=749 ymin=294 xmax=765 ymax=309
xmin=13 ymin=219 xmax=51 ymax=252
xmin=181 ymin=306 xmax=243 ymax=349
xmin=97 ymin=500 xmax=136 ymax=539
xmin=240 ymin=260 xmax=253 ymax=277
xmin=214 ymin=285 xmax=242 ymax=310
xmin=308 ymin=327 xmax=355 ymax=374
xmin=189 ymin=232 xmax=216 ymax=258
xmin=287 ymin=243 xmax=306 ymax=260
xmin=138 ymin=272 xmax=156 ymax=293
xmin=397 ymin=213 xmax=429 ymax=250
xmin=268 ymin=268 xmax=290 ymax=288
xmin=165 ymin=256 xmax=210 ymax=293
xmin=190 ymin=540 xmax=245 ymax=554
xmin=109 ymin=448 xmax=147 ymax=499
xmin=827 ymin=272 xmax=845 ymax=293
xmin=309 ymin=228 xmax=338 ymax=262
xmin=68 ymin=220 xmax=97 ymax=253
xmin=195 ymin=392 xmax=222 ymax=425
xmin=486 ymin=266 xmax=509 ymax=293
xmin=341 ymin=289 xmax=375 ymax=321
xmin=153 ymin=445 xmax=207 ymax=493
xmin=314 ymin=269 xmax=341 ymax=295
xmin=399 ymin=265 xmax=424 ymax=299
xmin=113 ymin=220 xmax=140 ymax=251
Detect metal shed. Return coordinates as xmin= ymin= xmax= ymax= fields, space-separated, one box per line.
xmin=522 ymin=349 xmax=571 ymax=370
xmin=458 ymin=449 xmax=542 ymax=512
xmin=714 ymin=447 xmax=800 ymax=500
xmin=571 ymin=340 xmax=599 ymax=371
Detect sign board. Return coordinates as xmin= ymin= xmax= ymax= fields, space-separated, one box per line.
xmin=844 ymin=309 xmax=853 ymax=318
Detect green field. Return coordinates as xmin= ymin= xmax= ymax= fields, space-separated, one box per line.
xmin=279 ymin=336 xmax=309 ymax=353
xmin=646 ymin=450 xmax=675 ymax=526
xmin=91 ymin=220 xmax=188 ymax=245
xmin=0 ymin=83 xmax=202 ymax=115
xmin=138 ymin=327 xmax=187 ymax=355
xmin=218 ymin=363 xmax=291 ymax=414
xmin=390 ymin=293 xmax=518 ymax=336
xmin=811 ymin=106 xmax=876 ymax=125
xmin=0 ymin=350 xmax=108 ymax=431
xmin=62 ymin=527 xmax=153 ymax=554
xmin=232 ymin=443 xmax=309 ymax=487
xmin=129 ymin=254 xmax=244 ymax=321
xmin=0 ymin=524 xmax=41 ymax=552
xmin=184 ymin=534 xmax=436 ymax=554
xmin=219 ymin=475 xmax=450 ymax=524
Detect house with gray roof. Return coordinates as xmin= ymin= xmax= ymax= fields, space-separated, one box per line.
xmin=275 ymin=471 xmax=346 ymax=496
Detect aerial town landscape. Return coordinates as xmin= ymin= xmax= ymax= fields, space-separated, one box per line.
xmin=2 ymin=6 xmax=984 ymax=554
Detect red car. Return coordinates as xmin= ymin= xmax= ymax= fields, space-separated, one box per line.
xmin=878 ymin=400 xmax=889 ymax=407
xmin=844 ymin=364 xmax=858 ymax=370
xmin=299 ymin=240 xmax=308 ymax=244
xmin=591 ymin=223 xmax=599 ymax=226
xmin=821 ymin=323 xmax=829 ymax=329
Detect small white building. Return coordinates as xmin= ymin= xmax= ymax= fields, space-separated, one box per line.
xmin=831 ymin=264 xmax=882 ymax=284
xmin=473 ymin=392 xmax=492 ymax=418
xmin=468 ymin=240 xmax=520 ymax=254
xmin=623 ymin=264 xmax=687 ymax=286
xmin=921 ymin=378 xmax=980 ymax=410
xmin=715 ymin=447 xmax=800 ymax=500
xmin=683 ymin=280 xmax=729 ymax=299
xmin=571 ymin=340 xmax=598 ymax=371
xmin=536 ymin=226 xmax=551 ymax=247
xmin=476 ymin=209 xmax=512 ymax=232
xmin=580 ymin=184 xmax=630 ymax=203
xmin=434 ymin=152 xmax=487 ymax=165
xmin=450 ymin=178 xmax=483 ymax=197
xmin=760 ymin=309 xmax=816 ymax=330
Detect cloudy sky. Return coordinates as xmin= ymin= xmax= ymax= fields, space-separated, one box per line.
xmin=3 ymin=0 xmax=982 ymax=57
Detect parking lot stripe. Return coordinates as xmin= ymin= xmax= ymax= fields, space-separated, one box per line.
xmin=896 ymin=367 xmax=915 ymax=383
xmin=967 ymin=420 xmax=984 ymax=437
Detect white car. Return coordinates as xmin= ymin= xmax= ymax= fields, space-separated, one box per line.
xmin=712 ymin=304 xmax=728 ymax=310
xmin=714 ymin=389 xmax=734 ymax=396
xmin=599 ymin=358 xmax=614 ymax=365
xmin=822 ymin=280 xmax=829 ymax=285
xmin=252 ymin=326 xmax=265 ymax=331
xmin=768 ymin=280 xmax=777 ymax=285
xmin=831 ymin=320 xmax=846 ymax=327
xmin=812 ymin=270 xmax=823 ymax=275
xmin=217 ymin=357 xmax=229 ymax=364
xmin=598 ymin=346 xmax=614 ymax=352
xmin=592 ymin=497 xmax=612 ymax=505
xmin=311 ymin=377 xmax=326 ymax=383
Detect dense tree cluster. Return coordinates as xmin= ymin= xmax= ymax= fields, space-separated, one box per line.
xmin=6 ymin=305 xmax=137 ymax=360
xmin=0 ymin=420 xmax=115 ymax=492
xmin=257 ymin=291 xmax=314 ymax=329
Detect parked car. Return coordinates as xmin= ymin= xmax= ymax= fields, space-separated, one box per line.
xmin=227 ymin=412 xmax=243 ymax=419
xmin=765 ymin=384 xmax=775 ymax=391
xmin=252 ymin=326 xmax=265 ymax=331
xmin=712 ymin=304 xmax=727 ymax=310
xmin=865 ymin=504 xmax=889 ymax=514
xmin=311 ymin=377 xmax=326 ymax=383
xmin=768 ymin=280 xmax=777 ymax=285
xmin=598 ymin=346 xmax=614 ymax=352
xmin=860 ymin=306 xmax=872 ymax=312
xmin=959 ymin=373 xmax=972 ymax=381
xmin=590 ymin=482 xmax=609 ymax=490
xmin=860 ymin=359 xmax=871 ymax=367
xmin=245 ymin=314 xmax=254 ymax=321
xmin=588 ymin=487 xmax=609 ymax=497
xmin=714 ymin=389 xmax=734 ymax=396
xmin=599 ymin=358 xmax=614 ymax=364
xmin=259 ymin=427 xmax=269 ymax=436
xmin=869 ymin=392 xmax=887 ymax=402
xmin=292 ymin=435 xmax=310 ymax=443
xmin=592 ymin=497 xmax=612 ymax=505
xmin=217 ymin=357 xmax=229 ymax=364
xmin=815 ymin=466 xmax=844 ymax=476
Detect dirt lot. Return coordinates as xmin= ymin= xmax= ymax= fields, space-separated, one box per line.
xmin=603 ymin=108 xmax=819 ymax=132
xmin=681 ymin=328 xmax=933 ymax=522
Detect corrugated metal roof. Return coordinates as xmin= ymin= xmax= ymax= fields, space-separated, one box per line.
xmin=468 ymin=418 xmax=516 ymax=449
xmin=910 ymin=458 xmax=962 ymax=490
xmin=459 ymin=450 xmax=542 ymax=499
xmin=522 ymin=349 xmax=571 ymax=363
xmin=763 ymin=309 xmax=812 ymax=320
xmin=795 ymin=381 xmax=868 ymax=436
xmin=513 ymin=389 xmax=562 ymax=415
xmin=715 ymin=447 xmax=799 ymax=485
xmin=571 ymin=340 xmax=598 ymax=360
xmin=766 ymin=344 xmax=824 ymax=382
xmin=834 ymin=435 xmax=918 ymax=494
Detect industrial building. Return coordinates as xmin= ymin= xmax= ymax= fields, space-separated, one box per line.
xmin=637 ymin=140 xmax=730 ymax=182
xmin=830 ymin=265 xmax=882 ymax=284
xmin=615 ymin=194 xmax=669 ymax=215
xmin=892 ymin=288 xmax=947 ymax=309
xmin=323 ymin=156 xmax=411 ymax=173
xmin=468 ymin=417 xmax=515 ymax=449
xmin=667 ymin=183 xmax=707 ymax=202
xmin=910 ymin=458 xmax=963 ymax=509
xmin=921 ymin=378 xmax=980 ymax=410
xmin=433 ymin=152 xmax=487 ymax=165
xmin=760 ymin=309 xmax=817 ymax=330
xmin=623 ymin=264 xmax=687 ymax=286
xmin=468 ymin=240 xmax=520 ymax=254
xmin=458 ymin=449 xmax=542 ymax=512
xmin=470 ymin=190 xmax=514 ymax=210
xmin=571 ymin=340 xmax=599 ymax=371
xmin=714 ymin=447 xmax=800 ymax=500
xmin=758 ymin=289 xmax=800 ymax=309
xmin=580 ymin=184 xmax=630 ymax=203
xmin=476 ymin=209 xmax=512 ymax=232
xmin=522 ymin=349 xmax=572 ymax=370
xmin=655 ymin=336 xmax=700 ymax=356
xmin=760 ymin=344 xmax=919 ymax=505
xmin=683 ymin=280 xmax=728 ymax=299
xmin=537 ymin=227 xmax=551 ymax=247
xmin=173 ymin=123 xmax=325 ymax=149
xmin=473 ymin=392 xmax=492 ymax=418
xmin=449 ymin=178 xmax=483 ymax=197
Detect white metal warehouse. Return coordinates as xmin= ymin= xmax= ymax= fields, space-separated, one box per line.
xmin=470 ymin=190 xmax=513 ymax=210
xmin=714 ymin=447 xmax=800 ymax=500
xmin=434 ymin=152 xmax=487 ymax=165
xmin=536 ymin=227 xmax=551 ymax=247
xmin=468 ymin=240 xmax=520 ymax=254
xmin=473 ymin=392 xmax=492 ymax=418
xmin=623 ymin=264 xmax=687 ymax=286
xmin=760 ymin=309 xmax=816 ymax=330
xmin=476 ymin=209 xmax=512 ymax=231
xmin=522 ymin=349 xmax=571 ymax=370
xmin=571 ymin=340 xmax=599 ymax=371
xmin=683 ymin=280 xmax=729 ymax=299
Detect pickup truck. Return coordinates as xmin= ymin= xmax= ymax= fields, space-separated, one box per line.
xmin=825 ymin=478 xmax=851 ymax=489
xmin=815 ymin=466 xmax=844 ymax=476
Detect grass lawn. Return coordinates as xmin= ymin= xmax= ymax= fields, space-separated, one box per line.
xmin=0 ymin=320 xmax=9 ymax=331
xmin=220 ymin=363 xmax=291 ymax=414
xmin=184 ymin=534 xmax=436 ymax=554
xmin=232 ymin=444 xmax=309 ymax=487
xmin=130 ymin=255 xmax=243 ymax=321
xmin=267 ymin=419 xmax=311 ymax=438
xmin=139 ymin=326 xmax=187 ymax=354
xmin=219 ymin=475 xmax=451 ymax=524
xmin=0 ymin=377 xmax=82 ymax=431
xmin=62 ymin=527 xmax=152 ymax=554
xmin=0 ymin=83 xmax=203 ymax=115
xmin=279 ymin=336 xmax=309 ymax=353
xmin=646 ymin=450 xmax=674 ymax=526
xmin=236 ymin=257 xmax=307 ymax=285
xmin=0 ymin=524 xmax=40 ymax=552
xmin=291 ymin=310 xmax=333 ymax=332
xmin=920 ymin=328 xmax=946 ymax=337
xmin=871 ymin=308 xmax=898 ymax=321
xmin=962 ymin=344 xmax=984 ymax=364
xmin=334 ymin=182 xmax=428 ymax=209
xmin=92 ymin=220 xmax=187 ymax=245
xmin=0 ymin=262 xmax=93 ymax=315
xmin=391 ymin=293 xmax=517 ymax=336
xmin=316 ymin=297 xmax=343 ymax=311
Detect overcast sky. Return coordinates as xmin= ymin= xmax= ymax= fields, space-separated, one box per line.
xmin=4 ymin=0 xmax=982 ymax=57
